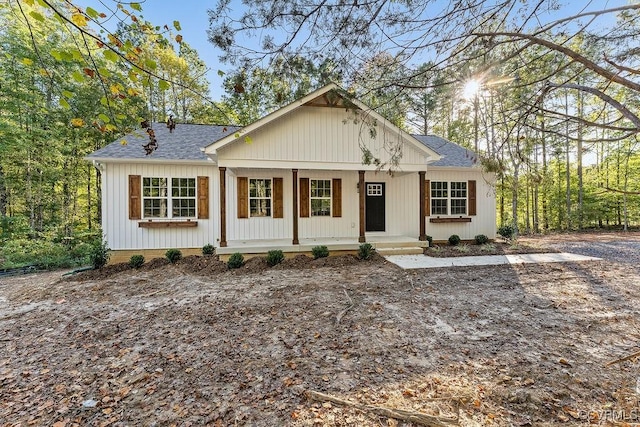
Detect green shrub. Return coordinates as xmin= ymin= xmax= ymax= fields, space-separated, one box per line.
xmin=311 ymin=245 xmax=329 ymax=259
xmin=266 ymin=249 xmax=285 ymax=266
xmin=129 ymin=255 xmax=145 ymax=268
xmin=357 ymin=243 xmax=374 ymax=260
xmin=227 ymin=252 xmax=244 ymax=269
xmin=165 ymin=249 xmax=182 ymax=263
xmin=474 ymin=234 xmax=489 ymax=245
xmin=426 ymin=235 xmax=433 ymax=246
xmin=448 ymin=234 xmax=461 ymax=246
xmin=498 ymin=225 xmax=515 ymax=239
xmin=89 ymin=239 xmax=110 ymax=269
xmin=202 ymin=243 xmax=215 ymax=256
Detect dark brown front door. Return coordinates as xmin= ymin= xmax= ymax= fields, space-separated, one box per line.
xmin=365 ymin=182 xmax=385 ymax=232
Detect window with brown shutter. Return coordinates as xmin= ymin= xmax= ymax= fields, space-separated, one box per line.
xmin=299 ymin=177 xmax=309 ymax=217
xmin=468 ymin=180 xmax=477 ymax=216
xmin=197 ymin=176 xmax=209 ymax=219
xmin=129 ymin=175 xmax=141 ymax=220
xmin=237 ymin=177 xmax=248 ymax=218
xmin=273 ymin=177 xmax=284 ymax=218
xmin=332 ymin=178 xmax=342 ymax=217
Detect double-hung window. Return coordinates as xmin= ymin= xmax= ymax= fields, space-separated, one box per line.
xmin=450 ymin=182 xmax=467 ymax=215
xmin=310 ymin=179 xmax=331 ymax=216
xmin=143 ymin=178 xmax=168 ymax=218
xmin=431 ymin=181 xmax=467 ymax=215
xmin=249 ymin=178 xmax=272 ymax=217
xmin=142 ymin=177 xmax=196 ymax=218
xmin=430 ymin=181 xmax=448 ymax=215
xmin=172 ymin=178 xmax=196 ymax=217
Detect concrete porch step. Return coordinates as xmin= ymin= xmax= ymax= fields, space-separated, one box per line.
xmin=375 ymin=246 xmax=425 ymax=256
xmin=372 ymin=240 xmax=429 ymax=249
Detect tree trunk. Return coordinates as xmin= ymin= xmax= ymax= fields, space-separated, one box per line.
xmin=565 ymin=93 xmax=571 ymax=230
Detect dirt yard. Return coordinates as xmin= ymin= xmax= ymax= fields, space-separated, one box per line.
xmin=2 ymin=232 xmax=640 ymax=426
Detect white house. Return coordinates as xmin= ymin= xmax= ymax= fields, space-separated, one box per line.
xmin=86 ymin=84 xmax=496 ymax=263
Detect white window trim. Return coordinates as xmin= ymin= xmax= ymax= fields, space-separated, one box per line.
xmin=142 ymin=177 xmax=197 ymax=219
xmin=431 ymin=181 xmax=468 ymax=216
xmin=249 ymin=178 xmax=272 ymax=217
xmin=310 ymin=179 xmax=332 ymax=217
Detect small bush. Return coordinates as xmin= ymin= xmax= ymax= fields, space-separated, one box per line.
xmin=454 ymin=244 xmax=470 ymax=253
xmin=165 ymin=249 xmax=182 ymax=263
xmin=202 ymin=243 xmax=215 ymax=256
xmin=426 ymin=235 xmax=433 ymax=246
xmin=90 ymin=239 xmax=110 ymax=269
xmin=480 ymin=243 xmax=496 ymax=252
xmin=448 ymin=234 xmax=461 ymax=246
xmin=227 ymin=252 xmax=244 ymax=269
xmin=129 ymin=255 xmax=145 ymax=268
xmin=498 ymin=225 xmax=514 ymax=239
xmin=358 ymin=243 xmax=375 ymax=260
xmin=474 ymin=234 xmax=489 ymax=245
xmin=311 ymin=245 xmax=329 ymax=259
xmin=266 ymin=249 xmax=285 ymax=266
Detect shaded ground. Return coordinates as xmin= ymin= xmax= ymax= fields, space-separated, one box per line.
xmin=2 ymin=231 xmax=640 ymax=426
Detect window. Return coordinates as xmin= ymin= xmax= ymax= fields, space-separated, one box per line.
xmin=172 ymin=178 xmax=196 ymax=217
xmin=310 ymin=179 xmax=331 ymax=216
xmin=430 ymin=181 xmax=448 ymax=215
xmin=249 ymin=178 xmax=271 ymax=217
xmin=450 ymin=182 xmax=467 ymax=215
xmin=143 ymin=177 xmax=168 ymax=218
xmin=431 ymin=181 xmax=467 ymax=215
xmin=142 ymin=177 xmax=196 ymax=218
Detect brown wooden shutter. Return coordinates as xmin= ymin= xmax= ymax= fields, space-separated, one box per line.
xmin=299 ymin=178 xmax=309 ymax=218
xmin=332 ymin=178 xmax=342 ymax=217
xmin=424 ymin=179 xmax=430 ymax=217
xmin=468 ymin=180 xmax=477 ymax=216
xmin=129 ymin=175 xmax=141 ymax=220
xmin=273 ymin=177 xmax=283 ymax=218
xmin=197 ymin=176 xmax=209 ymax=219
xmin=237 ymin=177 xmax=248 ymax=218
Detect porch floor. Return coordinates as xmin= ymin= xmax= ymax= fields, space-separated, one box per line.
xmin=216 ymin=235 xmax=428 ymax=256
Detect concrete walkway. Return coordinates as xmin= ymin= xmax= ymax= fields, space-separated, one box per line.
xmin=385 ymin=252 xmax=601 ymax=269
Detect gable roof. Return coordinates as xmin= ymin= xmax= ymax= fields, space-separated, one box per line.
xmin=413 ymin=135 xmax=479 ymax=168
xmin=86 ymin=123 xmax=240 ymax=163
xmin=205 ymin=83 xmax=441 ymax=162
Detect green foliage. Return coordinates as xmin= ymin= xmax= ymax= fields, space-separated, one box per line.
xmin=90 ymin=239 xmax=110 ymax=269
xmin=448 ymin=234 xmax=461 ymax=246
xmin=129 ymin=255 xmax=145 ymax=268
xmin=474 ymin=234 xmax=489 ymax=245
xmin=426 ymin=235 xmax=433 ymax=246
xmin=357 ymin=243 xmax=375 ymax=260
xmin=165 ymin=249 xmax=182 ymax=263
xmin=266 ymin=249 xmax=285 ymax=266
xmin=311 ymin=245 xmax=329 ymax=259
xmin=498 ymin=225 xmax=515 ymax=239
xmin=227 ymin=252 xmax=244 ymax=269
xmin=202 ymin=244 xmax=215 ymax=255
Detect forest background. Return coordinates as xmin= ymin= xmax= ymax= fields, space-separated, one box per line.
xmin=1 ymin=0 xmax=639 ymax=269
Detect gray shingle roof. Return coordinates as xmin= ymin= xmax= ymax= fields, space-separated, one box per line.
xmin=86 ymin=123 xmax=240 ymax=162
xmin=86 ymin=122 xmax=476 ymax=168
xmin=412 ymin=134 xmax=479 ymax=168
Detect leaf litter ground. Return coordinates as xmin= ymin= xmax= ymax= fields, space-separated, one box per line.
xmin=2 ymin=232 xmax=640 ymax=426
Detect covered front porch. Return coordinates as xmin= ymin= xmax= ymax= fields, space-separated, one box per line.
xmin=216 ymin=235 xmax=428 ymax=260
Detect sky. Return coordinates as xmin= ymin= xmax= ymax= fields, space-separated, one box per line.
xmin=73 ymin=0 xmax=629 ymax=101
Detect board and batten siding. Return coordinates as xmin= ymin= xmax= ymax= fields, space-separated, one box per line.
xmin=102 ymin=163 xmax=218 ymax=250
xmin=224 ymin=169 xmax=422 ymax=241
xmin=424 ymin=169 xmax=496 ymax=241
xmin=225 ymin=169 xmax=292 ymax=241
xmin=217 ymin=106 xmax=431 ymax=170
